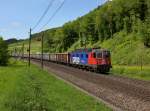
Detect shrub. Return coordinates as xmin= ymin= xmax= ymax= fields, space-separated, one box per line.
xmin=0 ymin=37 xmax=9 ymax=66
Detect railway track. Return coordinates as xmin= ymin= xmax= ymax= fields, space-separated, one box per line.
xmin=31 ymin=59 xmax=150 ymax=111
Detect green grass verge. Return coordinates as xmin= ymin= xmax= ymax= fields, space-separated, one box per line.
xmin=9 ymin=40 xmax=41 ymax=53
xmin=111 ymin=65 xmax=150 ymax=81
xmin=0 ymin=60 xmax=111 ymax=111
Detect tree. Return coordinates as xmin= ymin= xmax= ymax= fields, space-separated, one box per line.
xmin=80 ymin=14 xmax=97 ymax=44
xmin=141 ymin=20 xmax=150 ymax=47
xmin=0 ymin=37 xmax=9 ymax=66
xmin=137 ymin=0 xmax=148 ymax=21
xmin=61 ymin=23 xmax=78 ymax=51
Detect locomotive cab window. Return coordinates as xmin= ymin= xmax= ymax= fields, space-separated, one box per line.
xmin=103 ymin=51 xmax=110 ymax=58
xmin=97 ymin=52 xmax=102 ymax=58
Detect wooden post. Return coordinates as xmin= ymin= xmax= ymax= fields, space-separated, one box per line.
xmin=29 ymin=28 xmax=32 ymax=67
xmin=41 ymin=32 xmax=44 ymax=69
xmin=22 ymin=43 xmax=24 ymax=60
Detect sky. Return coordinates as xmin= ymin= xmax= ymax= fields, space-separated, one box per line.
xmin=0 ymin=0 xmax=107 ymax=40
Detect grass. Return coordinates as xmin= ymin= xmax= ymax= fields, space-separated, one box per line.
xmin=9 ymin=40 xmax=41 ymax=53
xmin=0 ymin=59 xmax=111 ymax=111
xmin=110 ymin=65 xmax=150 ymax=81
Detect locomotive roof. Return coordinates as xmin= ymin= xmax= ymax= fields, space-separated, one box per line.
xmin=72 ymin=48 xmax=92 ymax=53
xmin=72 ymin=48 xmax=109 ymax=53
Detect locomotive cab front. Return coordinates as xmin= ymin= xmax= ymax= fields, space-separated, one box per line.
xmin=94 ymin=49 xmax=112 ymax=72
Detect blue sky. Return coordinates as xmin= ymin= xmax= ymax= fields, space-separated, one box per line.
xmin=0 ymin=0 xmax=106 ymax=40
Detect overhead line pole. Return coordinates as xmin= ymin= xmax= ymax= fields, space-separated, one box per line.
xmin=41 ymin=32 xmax=44 ymax=69
xmin=22 ymin=43 xmax=24 ymax=61
xmin=28 ymin=28 xmax=32 ymax=67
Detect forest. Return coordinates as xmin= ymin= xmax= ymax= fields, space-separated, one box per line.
xmin=30 ymin=0 xmax=150 ymax=53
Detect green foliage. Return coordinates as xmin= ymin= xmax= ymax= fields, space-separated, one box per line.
xmin=0 ymin=37 xmax=9 ymax=66
xmin=0 ymin=60 xmax=111 ymax=111
xmin=37 ymin=0 xmax=150 ymax=52
xmin=111 ymin=65 xmax=150 ymax=81
xmin=140 ymin=19 xmax=150 ymax=47
xmin=102 ymin=31 xmax=150 ymax=65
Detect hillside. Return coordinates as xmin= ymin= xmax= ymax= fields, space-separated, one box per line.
xmin=9 ymin=0 xmax=150 ymax=66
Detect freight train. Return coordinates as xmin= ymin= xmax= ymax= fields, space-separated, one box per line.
xmin=14 ymin=48 xmax=112 ymax=73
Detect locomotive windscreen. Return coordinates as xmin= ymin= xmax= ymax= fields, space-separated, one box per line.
xmin=103 ymin=51 xmax=110 ymax=58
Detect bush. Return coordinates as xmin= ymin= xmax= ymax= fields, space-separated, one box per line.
xmin=0 ymin=37 xmax=9 ymax=66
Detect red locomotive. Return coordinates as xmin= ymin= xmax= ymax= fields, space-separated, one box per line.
xmin=70 ymin=48 xmax=112 ymax=72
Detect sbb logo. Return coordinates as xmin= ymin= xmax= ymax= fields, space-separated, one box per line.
xmin=72 ymin=57 xmax=80 ymax=64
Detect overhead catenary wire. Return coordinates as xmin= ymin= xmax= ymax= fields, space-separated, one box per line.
xmin=39 ymin=0 xmax=66 ymax=69
xmin=32 ymin=0 xmax=56 ymax=31
xmin=39 ymin=0 xmax=66 ymax=31
xmin=28 ymin=0 xmax=66 ymax=67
